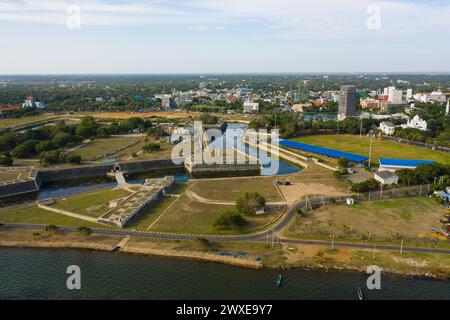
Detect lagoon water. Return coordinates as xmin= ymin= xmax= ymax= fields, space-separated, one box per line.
xmin=0 ymin=248 xmax=449 ymax=300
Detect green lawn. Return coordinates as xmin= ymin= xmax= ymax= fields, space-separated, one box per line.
xmin=68 ymin=137 xmax=142 ymax=161
xmin=285 ymin=197 xmax=447 ymax=244
xmin=151 ymin=193 xmax=277 ymax=234
xmin=125 ymin=196 xmax=178 ymax=231
xmin=290 ymin=134 xmax=450 ymax=164
xmin=189 ymin=177 xmax=283 ymax=203
xmin=52 ymin=188 xmax=132 ymax=217
xmin=0 ymin=204 xmax=105 ymax=228
xmin=0 ymin=113 xmax=58 ymax=129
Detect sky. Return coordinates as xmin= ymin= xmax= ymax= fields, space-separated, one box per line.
xmin=0 ymin=0 xmax=449 ymax=74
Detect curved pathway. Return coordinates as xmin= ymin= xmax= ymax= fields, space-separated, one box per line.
xmin=3 ymin=195 xmax=450 ymax=256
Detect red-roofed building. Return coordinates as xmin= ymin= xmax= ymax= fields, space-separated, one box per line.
xmin=0 ymin=106 xmax=19 ymax=112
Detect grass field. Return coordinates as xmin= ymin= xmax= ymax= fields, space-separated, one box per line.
xmin=285 ymin=197 xmax=448 ymax=244
xmin=0 ymin=113 xmax=58 ymax=129
xmin=189 ymin=177 xmax=283 ymax=203
xmin=151 ymin=193 xmax=277 ymax=234
xmin=0 ymin=169 xmax=31 ymax=183
xmin=52 ymin=188 xmax=132 ymax=217
xmin=68 ymin=137 xmax=142 ymax=161
xmin=135 ymin=141 xmax=174 ymax=161
xmin=290 ymin=134 xmax=450 ymax=164
xmin=125 ymin=196 xmax=178 ymax=231
xmin=0 ymin=204 xmax=104 ymax=228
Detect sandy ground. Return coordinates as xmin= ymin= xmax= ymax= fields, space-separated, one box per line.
xmin=278 ymin=181 xmax=348 ymax=205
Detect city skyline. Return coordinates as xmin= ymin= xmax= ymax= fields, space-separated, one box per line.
xmin=1 ymin=0 xmax=450 ymax=74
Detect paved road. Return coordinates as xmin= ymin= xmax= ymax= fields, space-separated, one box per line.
xmin=3 ymin=195 xmax=450 ymax=256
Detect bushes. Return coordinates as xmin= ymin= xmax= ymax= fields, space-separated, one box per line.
xmin=397 ymin=163 xmax=450 ymax=185
xmin=67 ymin=154 xmax=82 ymax=164
xmin=337 ymin=157 xmax=349 ymax=168
xmin=350 ymin=179 xmax=380 ymax=193
xmin=77 ymin=226 xmax=93 ymax=236
xmin=143 ymin=143 xmax=161 ymax=153
xmin=45 ymin=225 xmax=58 ymax=234
xmin=213 ymin=211 xmax=247 ymax=230
xmin=0 ymin=155 xmax=13 ymax=167
xmin=12 ymin=140 xmax=37 ymax=158
xmin=235 ymin=192 xmax=266 ymax=215
xmin=39 ymin=150 xmax=65 ymax=166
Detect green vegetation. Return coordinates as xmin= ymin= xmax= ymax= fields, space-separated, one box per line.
xmin=189 ymin=178 xmax=282 ymax=203
xmin=199 ymin=113 xmax=219 ymax=124
xmin=214 ymin=211 xmax=247 ymax=230
xmin=0 ymin=204 xmax=104 ymax=228
xmin=151 ymin=193 xmax=276 ymax=234
xmin=125 ymin=196 xmax=178 ymax=231
xmin=393 ymin=102 xmax=450 ymax=148
xmin=68 ymin=137 xmax=141 ymax=161
xmin=0 ymin=154 xmax=13 ymax=167
xmin=235 ymin=192 xmax=266 ymax=215
xmin=0 ymin=116 xmax=154 ymax=164
xmin=143 ymin=143 xmax=161 ymax=153
xmin=285 ymin=197 xmax=447 ymax=245
xmin=290 ymin=134 xmax=450 ymax=164
xmin=397 ymin=163 xmax=450 ymax=187
xmin=337 ymin=157 xmax=349 ymax=168
xmin=53 ymin=188 xmax=131 ymax=217
xmin=350 ymin=178 xmax=380 ymax=192
xmin=77 ymin=226 xmax=93 ymax=236
xmin=0 ymin=113 xmax=58 ymax=129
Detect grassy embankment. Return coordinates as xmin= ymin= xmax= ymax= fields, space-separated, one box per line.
xmin=290 ymin=134 xmax=450 ymax=165
xmin=284 ymin=197 xmax=450 ymax=248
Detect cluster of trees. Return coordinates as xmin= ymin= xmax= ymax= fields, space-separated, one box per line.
xmin=235 ymin=192 xmax=266 ymax=215
xmin=249 ymin=113 xmax=380 ymax=138
xmin=198 ymin=113 xmax=219 ymax=124
xmin=350 ymin=179 xmax=380 ymax=193
xmin=0 ymin=116 xmax=153 ymax=166
xmin=391 ymin=102 xmax=450 ymax=148
xmin=143 ymin=143 xmax=161 ymax=152
xmin=213 ymin=211 xmax=248 ymax=231
xmin=397 ymin=163 xmax=450 ymax=186
xmin=214 ymin=192 xmax=266 ymax=230
xmin=0 ymin=153 xmax=13 ymax=167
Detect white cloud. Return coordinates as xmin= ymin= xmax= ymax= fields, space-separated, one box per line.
xmin=0 ymin=0 xmax=448 ymax=39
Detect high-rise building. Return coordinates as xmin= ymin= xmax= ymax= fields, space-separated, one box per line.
xmin=406 ymin=89 xmax=413 ymax=100
xmin=388 ymin=87 xmax=403 ymax=104
xmin=339 ymin=85 xmax=356 ymax=116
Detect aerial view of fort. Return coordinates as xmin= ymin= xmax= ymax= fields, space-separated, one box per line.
xmin=0 ymin=0 xmax=449 ymax=303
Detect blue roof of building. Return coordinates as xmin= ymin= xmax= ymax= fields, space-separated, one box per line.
xmin=379 ymin=158 xmax=435 ymax=167
xmin=280 ymin=140 xmax=369 ymax=163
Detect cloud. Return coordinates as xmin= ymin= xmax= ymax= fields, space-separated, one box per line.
xmin=0 ymin=0 xmax=449 ymax=39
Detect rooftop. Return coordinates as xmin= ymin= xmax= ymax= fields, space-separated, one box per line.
xmin=379 ymin=158 xmax=435 ymax=167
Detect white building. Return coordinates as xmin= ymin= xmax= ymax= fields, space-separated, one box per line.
xmin=379 ymin=121 xmax=396 ymax=135
xmin=406 ymin=89 xmax=413 ymax=100
xmin=413 ymin=91 xmax=447 ymax=103
xmin=243 ymin=101 xmax=259 ymax=113
xmin=374 ymin=171 xmax=399 ymax=185
xmin=22 ymin=96 xmax=36 ymax=108
xmin=388 ymin=87 xmax=403 ymax=104
xmin=401 ymin=115 xmax=428 ymax=131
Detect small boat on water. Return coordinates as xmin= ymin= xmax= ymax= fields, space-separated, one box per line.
xmin=276 ymin=274 xmax=283 ymax=288
xmin=358 ymin=287 xmax=364 ymax=300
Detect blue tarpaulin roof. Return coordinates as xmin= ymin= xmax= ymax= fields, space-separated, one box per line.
xmin=379 ymin=158 xmax=435 ymax=167
xmin=280 ymin=140 xmax=369 ymax=163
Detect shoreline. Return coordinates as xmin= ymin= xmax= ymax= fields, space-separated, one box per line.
xmin=1 ymin=234 xmax=449 ymax=280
